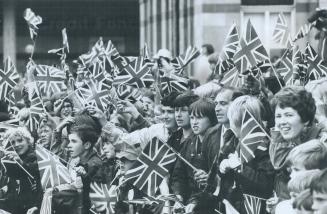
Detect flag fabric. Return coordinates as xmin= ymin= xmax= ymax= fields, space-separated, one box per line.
xmin=171 ymin=46 xmax=200 ymax=74
xmin=62 ymin=28 xmax=69 ymax=53
xmin=160 ymin=73 xmax=189 ymax=95
xmin=293 ymin=22 xmax=314 ymax=42
xmin=76 ymin=80 xmax=112 ymax=112
xmin=27 ymin=90 xmax=45 ymax=132
xmin=116 ymin=84 xmax=142 ymax=101
xmin=32 ymin=64 xmax=66 ymax=97
xmin=77 ymin=38 xmax=104 ymax=68
xmin=23 ymin=8 xmax=42 ymax=40
xmin=124 ymin=137 xmax=176 ymax=196
xmin=292 ymin=46 xmax=308 ymax=82
xmin=305 ymin=43 xmax=327 ymax=80
xmin=243 ymin=194 xmax=264 ymax=214
xmin=35 ymin=145 xmax=71 ymax=190
xmin=142 ymin=43 xmax=150 ymax=60
xmin=276 ymin=49 xmax=293 ymax=85
xmin=0 ymin=57 xmax=19 ymax=101
xmin=239 ymin=109 xmax=268 ymax=163
xmin=233 ymin=20 xmax=270 ymax=73
xmin=90 ymin=61 xmax=113 ymax=86
xmin=272 ymin=13 xmax=290 ymax=46
xmin=223 ymin=199 xmax=240 ymax=214
xmin=219 ymin=23 xmax=240 ymax=62
xmin=220 ymin=66 xmax=241 ymax=87
xmin=113 ymin=56 xmax=154 ymax=88
xmin=89 ymin=182 xmax=118 ymax=214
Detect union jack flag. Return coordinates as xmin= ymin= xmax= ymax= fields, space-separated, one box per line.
xmin=124 ymin=137 xmax=176 ymax=196
xmin=76 ymin=80 xmax=112 ymax=112
xmin=272 ymin=13 xmax=290 ymax=46
xmin=171 ymin=46 xmax=200 ymax=74
xmin=27 ymin=90 xmax=44 ymax=132
xmin=243 ymin=194 xmax=264 ymax=214
xmin=23 ymin=8 xmax=42 ymax=40
xmin=35 ymin=145 xmax=71 ymax=190
xmin=117 ymin=84 xmax=142 ymax=101
xmin=240 ymin=109 xmax=268 ymax=163
xmin=305 ymin=43 xmax=327 ymax=80
xmin=233 ymin=20 xmax=269 ymax=73
xmin=219 ymin=23 xmax=240 ymax=62
xmin=32 ymin=64 xmax=66 ymax=97
xmin=77 ymin=38 xmax=104 ymax=68
xmin=220 ymin=66 xmax=241 ymax=87
xmin=160 ymin=73 xmax=189 ymax=95
xmin=113 ymin=56 xmax=154 ymax=88
xmin=90 ymin=61 xmax=113 ymax=86
xmin=89 ymin=182 xmax=118 ymax=214
xmin=276 ymin=49 xmax=293 ymax=85
xmin=0 ymin=57 xmax=19 ymax=101
xmin=293 ymin=22 xmax=315 ymax=42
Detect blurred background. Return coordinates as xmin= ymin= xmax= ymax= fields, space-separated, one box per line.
xmin=0 ymin=0 xmax=326 ymax=73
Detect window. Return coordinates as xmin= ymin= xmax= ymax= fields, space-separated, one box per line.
xmin=241 ymin=0 xmax=293 ymax=5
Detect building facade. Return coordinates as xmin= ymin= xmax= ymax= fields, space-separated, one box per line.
xmin=140 ymin=0 xmax=327 ymax=58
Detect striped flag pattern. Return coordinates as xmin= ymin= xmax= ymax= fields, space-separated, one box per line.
xmin=220 ymin=66 xmax=241 ymax=87
xmin=293 ymin=22 xmax=315 ymax=42
xmin=89 ymin=182 xmax=118 ymax=214
xmin=27 ymin=90 xmax=45 ymax=132
xmin=124 ymin=137 xmax=176 ymax=196
xmin=233 ymin=20 xmax=270 ymax=73
xmin=305 ymin=43 xmax=327 ymax=80
xmin=243 ymin=194 xmax=263 ymax=214
xmin=35 ymin=145 xmax=72 ymax=190
xmin=276 ymin=49 xmax=293 ymax=85
xmin=160 ymin=74 xmax=189 ymax=95
xmin=240 ymin=109 xmax=268 ymax=163
xmin=0 ymin=57 xmax=19 ymax=101
xmin=171 ymin=46 xmax=200 ymax=74
xmin=272 ymin=13 xmax=290 ymax=46
xmin=292 ymin=46 xmax=308 ymax=82
xmin=23 ymin=8 xmax=42 ymax=40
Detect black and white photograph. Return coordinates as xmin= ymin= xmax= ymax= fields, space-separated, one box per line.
xmin=0 ymin=0 xmax=327 ymax=213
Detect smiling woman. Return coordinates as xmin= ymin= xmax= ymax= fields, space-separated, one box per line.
xmin=270 ymin=86 xmax=326 ymax=200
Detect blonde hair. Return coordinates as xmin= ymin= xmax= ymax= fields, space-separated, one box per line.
xmin=227 ymin=95 xmax=263 ymax=130
xmin=288 ymin=139 xmax=327 ymax=170
xmin=288 ymin=169 xmax=321 ymax=193
xmin=3 ymin=127 xmax=34 ymax=146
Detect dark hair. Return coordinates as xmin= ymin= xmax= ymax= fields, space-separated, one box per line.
xmin=201 ymin=44 xmax=215 ymax=55
xmin=271 ymin=86 xmax=316 ymax=125
xmin=70 ymin=114 xmax=102 ymax=147
xmin=292 ymin=189 xmax=313 ymax=211
xmin=311 ymin=169 xmax=327 ymax=194
xmin=172 ymin=91 xmax=199 ymax=107
xmin=0 ymin=100 xmax=8 ymax=113
xmin=161 ymin=91 xmax=180 ymax=107
xmin=189 ymin=98 xmax=218 ymax=125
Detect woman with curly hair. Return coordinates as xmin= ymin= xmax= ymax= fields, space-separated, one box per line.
xmin=270 ymin=86 xmax=326 ymax=201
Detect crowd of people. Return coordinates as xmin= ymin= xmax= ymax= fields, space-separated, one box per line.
xmin=1 ymin=7 xmax=327 ymax=214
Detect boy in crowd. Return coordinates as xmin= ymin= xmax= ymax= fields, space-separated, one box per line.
xmin=311 ymin=169 xmax=327 ymax=214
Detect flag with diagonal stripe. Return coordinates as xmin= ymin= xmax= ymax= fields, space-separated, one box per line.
xmin=117 ymin=84 xmax=142 ymax=102
xmin=27 ymin=90 xmax=44 ymax=132
xmin=23 ymin=8 xmax=42 ymax=40
xmin=293 ymin=22 xmax=315 ymax=42
xmin=35 ymin=145 xmax=72 ymax=190
xmin=276 ymin=49 xmax=293 ymax=85
xmin=233 ymin=20 xmax=270 ymax=73
xmin=273 ymin=13 xmax=290 ymax=46
xmin=76 ymin=80 xmax=112 ymax=112
xmin=240 ymin=109 xmax=268 ymax=163
xmin=243 ymin=194 xmax=264 ymax=214
xmin=171 ymin=46 xmax=200 ymax=75
xmin=0 ymin=57 xmax=19 ymax=102
xmin=124 ymin=137 xmax=176 ymax=196
xmin=220 ymin=66 xmax=241 ymax=87
xmin=292 ymin=46 xmax=308 ymax=83
xmin=89 ymin=182 xmax=118 ymax=214
xmin=305 ymin=43 xmax=327 ymax=80
xmin=113 ymin=56 xmax=154 ymax=88
xmin=160 ymin=73 xmax=189 ymax=96
xmin=77 ymin=37 xmax=104 ymax=68
xmin=32 ymin=64 xmax=66 ymax=97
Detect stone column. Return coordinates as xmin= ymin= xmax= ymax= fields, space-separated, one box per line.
xmin=3 ymin=0 xmax=16 ymax=65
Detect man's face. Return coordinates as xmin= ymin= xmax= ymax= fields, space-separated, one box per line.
xmin=67 ymin=133 xmax=85 ymax=158
xmin=161 ymin=106 xmax=177 ymax=130
xmin=60 ymin=101 xmax=73 ymax=118
xmin=38 ymin=125 xmax=53 ymax=148
xmin=312 ymin=190 xmax=327 ymax=214
xmin=102 ymin=142 xmax=116 ymax=159
xmin=175 ymin=106 xmax=190 ymax=129
xmin=214 ymin=90 xmax=233 ymax=125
